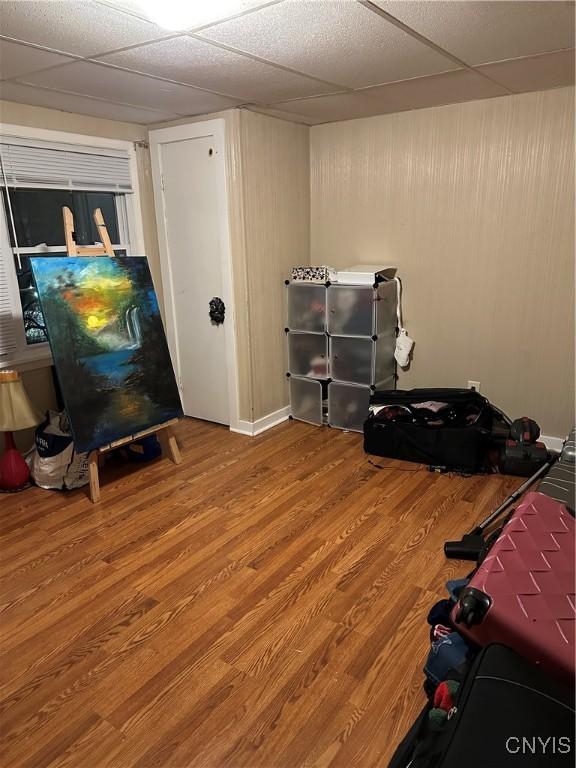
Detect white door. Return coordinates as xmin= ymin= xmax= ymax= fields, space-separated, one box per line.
xmin=157 ymin=135 xmax=229 ymax=424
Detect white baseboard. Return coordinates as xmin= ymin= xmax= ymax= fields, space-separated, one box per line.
xmin=231 ymin=419 xmax=566 ymax=449
xmin=540 ymin=434 xmax=565 ymax=452
xmin=230 ymin=406 xmax=290 ymax=437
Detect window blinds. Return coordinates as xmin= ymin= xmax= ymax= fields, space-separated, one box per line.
xmin=0 ymin=242 xmax=17 ymax=357
xmin=0 ymin=136 xmax=133 ymax=192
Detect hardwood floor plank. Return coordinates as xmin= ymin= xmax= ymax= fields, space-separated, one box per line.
xmin=0 ymin=418 xmax=519 ymax=767
xmin=0 ymin=556 xmax=108 ymax=628
xmin=321 ymin=591 xmax=435 ymax=768
xmin=129 ymin=665 xmax=248 ymax=768
xmin=43 ymin=717 xmax=126 ymax=768
xmin=105 ymin=609 xmax=234 ymax=730
xmin=18 ymin=711 xmax=102 ymax=768
xmin=0 ymin=593 xmax=158 ymax=747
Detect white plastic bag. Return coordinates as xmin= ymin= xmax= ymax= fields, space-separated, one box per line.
xmin=394 ymin=278 xmax=414 ymax=368
xmin=29 ymin=410 xmax=89 ymax=490
xmin=395 ymin=328 xmax=414 ymax=367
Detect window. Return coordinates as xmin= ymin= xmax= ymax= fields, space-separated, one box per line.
xmin=4 ymin=189 xmax=127 ymax=345
xmin=0 ymin=130 xmax=141 ymax=368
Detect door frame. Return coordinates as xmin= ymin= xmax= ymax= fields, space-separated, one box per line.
xmin=149 ymin=119 xmax=240 ymax=431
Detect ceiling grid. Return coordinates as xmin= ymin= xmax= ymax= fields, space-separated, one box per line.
xmin=0 ymin=0 xmax=573 ymax=125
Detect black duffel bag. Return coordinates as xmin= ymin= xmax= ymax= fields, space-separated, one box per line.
xmin=364 ymin=388 xmax=494 ymax=473
xmin=388 ymin=643 xmax=575 ymax=768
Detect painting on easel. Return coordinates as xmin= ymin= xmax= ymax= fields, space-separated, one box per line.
xmin=30 ymin=257 xmax=183 ymax=453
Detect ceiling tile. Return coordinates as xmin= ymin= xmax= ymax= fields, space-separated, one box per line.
xmin=96 ymin=35 xmax=336 ymax=101
xmin=99 ymin=0 xmax=277 ymax=30
xmin=477 ymin=49 xmax=575 ymax=93
xmin=270 ymin=91 xmax=392 ymax=124
xmin=198 ymin=0 xmax=459 ymax=89
xmin=270 ymin=69 xmax=510 ymax=123
xmin=0 ymin=38 xmax=75 ymax=80
xmin=379 ymin=1 xmax=576 ymax=66
xmin=24 ymin=60 xmax=241 ymax=114
xmin=246 ymin=104 xmax=323 ymax=125
xmin=0 ymin=0 xmax=170 ymax=57
xmin=0 ymin=81 xmax=177 ymax=123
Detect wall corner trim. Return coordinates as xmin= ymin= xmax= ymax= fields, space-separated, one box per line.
xmin=231 ymin=405 xmax=290 ymax=437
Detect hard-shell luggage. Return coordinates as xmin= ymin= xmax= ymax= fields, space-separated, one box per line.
xmin=452 ymin=491 xmax=575 ymax=686
xmin=560 ymin=426 xmax=576 ymax=463
xmin=389 ymin=644 xmax=575 ymax=768
xmin=539 ymin=461 xmax=576 ymax=512
xmin=538 ymin=427 xmax=576 ymax=512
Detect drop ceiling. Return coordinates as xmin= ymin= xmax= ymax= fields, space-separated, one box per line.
xmin=0 ymin=0 xmax=574 ymax=126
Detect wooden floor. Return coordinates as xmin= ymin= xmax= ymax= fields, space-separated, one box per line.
xmin=0 ymin=418 xmax=519 ymax=768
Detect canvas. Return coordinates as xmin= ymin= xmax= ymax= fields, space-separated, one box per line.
xmin=30 ymin=257 xmax=183 ymax=453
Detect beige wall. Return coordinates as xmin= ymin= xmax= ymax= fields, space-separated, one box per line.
xmin=310 ymin=87 xmax=575 ymax=437
xmin=0 ymin=99 xmax=148 ymax=141
xmin=236 ymin=110 xmax=310 ymax=420
xmin=11 ymin=367 xmax=57 ymax=453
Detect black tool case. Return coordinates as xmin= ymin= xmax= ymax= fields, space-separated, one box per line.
xmin=364 ymin=388 xmax=494 ymax=473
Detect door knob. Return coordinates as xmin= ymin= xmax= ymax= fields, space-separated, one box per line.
xmin=209 ymin=297 xmax=225 ymax=325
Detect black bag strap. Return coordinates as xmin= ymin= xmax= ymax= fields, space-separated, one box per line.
xmin=370 ymin=388 xmax=490 ymax=408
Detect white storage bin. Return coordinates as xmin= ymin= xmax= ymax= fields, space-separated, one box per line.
xmin=327 ymin=282 xmax=397 ymax=337
xmin=288 ymin=332 xmax=328 ymax=378
xmin=330 ymin=335 xmax=395 ymax=386
xmin=328 ymin=382 xmax=371 ymax=432
xmin=289 ymin=376 xmax=324 ymax=426
xmin=330 ymin=336 xmax=373 ymax=385
xmin=287 ymin=282 xmax=326 ymax=333
xmin=327 ymin=285 xmax=374 ymax=336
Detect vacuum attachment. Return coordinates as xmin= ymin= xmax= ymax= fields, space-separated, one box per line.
xmin=444 ymin=457 xmax=556 ymax=561
xmin=443 ymin=533 xmax=485 ymax=561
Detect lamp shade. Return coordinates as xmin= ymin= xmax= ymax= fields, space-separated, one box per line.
xmin=0 ymin=370 xmax=42 ymax=431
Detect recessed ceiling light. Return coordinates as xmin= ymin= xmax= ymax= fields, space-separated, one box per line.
xmin=128 ymin=0 xmax=248 ymax=31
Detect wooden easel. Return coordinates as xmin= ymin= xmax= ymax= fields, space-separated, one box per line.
xmin=87 ymin=418 xmax=181 ymax=504
xmin=62 ymin=206 xmax=182 ymax=503
xmin=63 ymin=206 xmax=115 ymax=257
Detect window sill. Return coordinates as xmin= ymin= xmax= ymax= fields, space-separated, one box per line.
xmin=0 ymin=347 xmax=53 ymax=372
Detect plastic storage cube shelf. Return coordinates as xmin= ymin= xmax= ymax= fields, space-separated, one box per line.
xmin=287 ymin=276 xmax=398 ymax=430
xmin=289 ymin=376 xmax=324 ymax=426
xmin=287 ymin=283 xmax=326 ymax=333
xmin=288 ymin=332 xmax=328 ymax=378
xmin=328 ymin=381 xmax=371 ymax=432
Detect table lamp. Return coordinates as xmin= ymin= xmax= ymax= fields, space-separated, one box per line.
xmin=0 ymin=370 xmax=42 ymax=491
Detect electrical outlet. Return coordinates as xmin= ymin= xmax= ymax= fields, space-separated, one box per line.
xmin=467 ymin=380 xmax=481 ymax=392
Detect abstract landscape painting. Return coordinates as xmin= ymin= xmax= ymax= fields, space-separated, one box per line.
xmin=31 ymin=257 xmax=182 ymax=453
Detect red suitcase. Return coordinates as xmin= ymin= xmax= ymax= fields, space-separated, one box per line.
xmin=452 ymin=491 xmax=575 ymax=686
